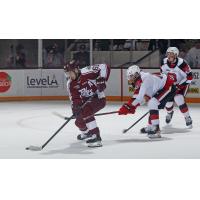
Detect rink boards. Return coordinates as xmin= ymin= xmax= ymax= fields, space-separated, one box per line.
xmin=0 ymin=68 xmax=200 ymax=102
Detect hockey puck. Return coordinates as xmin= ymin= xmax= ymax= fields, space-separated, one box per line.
xmin=25 ymin=147 xmax=30 ymax=150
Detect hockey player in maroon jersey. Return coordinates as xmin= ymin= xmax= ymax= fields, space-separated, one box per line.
xmin=64 ymin=60 xmax=110 ymax=147
xmin=118 ymin=65 xmax=176 ymax=138
xmin=161 ymin=47 xmax=193 ymax=128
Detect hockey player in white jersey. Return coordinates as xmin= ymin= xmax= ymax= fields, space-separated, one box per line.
xmin=161 ymin=47 xmax=193 ymax=127
xmin=118 ymin=65 xmax=176 ymax=138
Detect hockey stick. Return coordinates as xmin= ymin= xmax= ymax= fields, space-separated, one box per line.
xmin=26 ymin=97 xmax=93 ymax=151
xmin=122 ymin=85 xmax=177 ymax=134
xmin=53 ymin=111 xmax=119 ymax=120
xmin=122 ymin=111 xmax=149 ymax=134
xmin=90 ymin=111 xmax=118 ymax=117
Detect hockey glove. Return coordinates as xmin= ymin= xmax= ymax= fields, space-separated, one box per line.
xmin=72 ymin=100 xmax=83 ymax=117
xmin=96 ymin=77 xmax=106 ymax=92
xmin=176 ymin=81 xmax=190 ymax=92
xmin=118 ymin=103 xmax=136 ymax=115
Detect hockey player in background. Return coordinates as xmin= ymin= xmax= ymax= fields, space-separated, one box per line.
xmin=161 ymin=47 xmax=193 ymax=127
xmin=118 ymin=65 xmax=176 ymax=138
xmin=64 ymin=60 xmax=110 ymax=147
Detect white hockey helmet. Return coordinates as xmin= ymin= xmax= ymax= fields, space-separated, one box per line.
xmin=126 ymin=65 xmax=141 ymax=81
xmin=166 ymin=47 xmax=179 ymax=57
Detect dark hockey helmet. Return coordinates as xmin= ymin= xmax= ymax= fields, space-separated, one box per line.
xmin=64 ymin=60 xmax=80 ymax=72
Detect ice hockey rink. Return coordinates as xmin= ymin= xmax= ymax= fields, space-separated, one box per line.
xmin=0 ymin=100 xmax=200 ymax=159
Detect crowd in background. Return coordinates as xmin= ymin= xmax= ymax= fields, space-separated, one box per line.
xmin=1 ymin=39 xmax=200 ymax=69
xmin=43 ymin=43 xmax=64 ymax=67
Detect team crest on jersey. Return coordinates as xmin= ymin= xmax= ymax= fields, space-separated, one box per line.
xmin=78 ymin=87 xmax=94 ymax=97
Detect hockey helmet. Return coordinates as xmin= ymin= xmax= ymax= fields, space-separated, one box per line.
xmin=127 ymin=65 xmax=141 ymax=81
xmin=64 ymin=60 xmax=80 ymax=72
xmin=166 ymin=47 xmax=179 ymax=57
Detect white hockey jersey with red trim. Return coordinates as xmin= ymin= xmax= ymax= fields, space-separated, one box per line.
xmin=132 ymin=72 xmax=167 ymax=106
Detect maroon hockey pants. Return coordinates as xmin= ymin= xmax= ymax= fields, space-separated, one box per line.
xmin=75 ymin=97 xmax=106 ymax=135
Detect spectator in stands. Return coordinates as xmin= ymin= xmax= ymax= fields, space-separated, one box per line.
xmin=45 ymin=43 xmax=64 ymax=67
xmin=113 ymin=39 xmax=126 ymax=51
xmin=73 ymin=44 xmax=90 ymax=67
xmin=185 ymin=40 xmax=200 ymax=68
xmin=123 ymin=39 xmax=137 ymax=51
xmin=16 ymin=44 xmax=26 ymax=67
xmin=118 ymin=44 xmax=123 ymax=51
xmin=123 ymin=39 xmax=132 ymax=50
xmin=94 ymin=43 xmax=100 ymax=51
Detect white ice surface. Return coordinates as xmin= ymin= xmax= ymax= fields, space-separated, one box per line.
xmin=0 ymin=101 xmax=200 ymax=158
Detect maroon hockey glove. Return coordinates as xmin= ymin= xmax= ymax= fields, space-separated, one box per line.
xmin=72 ymin=100 xmax=82 ymax=117
xmin=96 ymin=77 xmax=106 ymax=92
xmin=118 ymin=103 xmax=136 ymax=115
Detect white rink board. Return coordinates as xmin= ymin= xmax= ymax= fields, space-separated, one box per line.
xmin=0 ymin=68 xmax=200 ymax=99
xmin=24 ymin=69 xmax=42 ymax=96
xmin=0 ymin=69 xmax=121 ymax=97
xmin=0 ymin=70 xmax=24 ymax=96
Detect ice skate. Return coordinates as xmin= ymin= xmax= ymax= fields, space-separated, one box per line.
xmin=140 ymin=125 xmax=151 ymax=134
xmin=86 ymin=134 xmax=102 ymax=147
xmin=166 ymin=111 xmax=174 ymax=124
xmin=185 ymin=116 xmax=193 ymax=128
xmin=77 ymin=132 xmax=92 ymax=140
xmin=147 ymin=125 xmax=161 ymax=139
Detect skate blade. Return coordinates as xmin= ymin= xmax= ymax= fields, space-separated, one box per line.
xmin=187 ymin=125 xmax=193 ymax=129
xmin=148 ymin=134 xmax=161 ymax=139
xmin=87 ymin=141 xmax=103 ymax=148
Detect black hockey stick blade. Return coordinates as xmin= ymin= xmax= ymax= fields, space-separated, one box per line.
xmin=25 ymin=146 xmax=43 ymax=151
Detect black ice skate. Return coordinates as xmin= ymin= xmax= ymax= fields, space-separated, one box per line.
xmin=77 ymin=132 xmax=92 ymax=140
xmin=185 ymin=116 xmax=193 ymax=128
xmin=166 ymin=111 xmax=174 ymax=124
xmin=140 ymin=126 xmax=151 ymax=134
xmin=147 ymin=125 xmax=161 ymax=139
xmin=86 ymin=134 xmax=102 ymax=147
xmin=140 ymin=125 xmax=151 ymax=134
